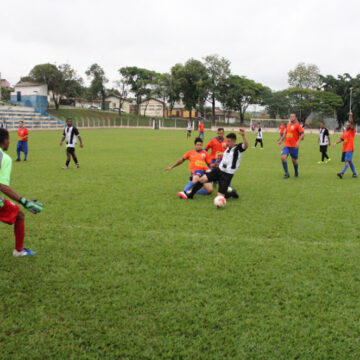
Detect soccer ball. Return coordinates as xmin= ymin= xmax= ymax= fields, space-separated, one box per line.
xmin=214 ymin=195 xmax=226 ymax=208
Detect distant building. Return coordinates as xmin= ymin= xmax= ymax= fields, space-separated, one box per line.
xmin=0 ymin=79 xmax=11 ymax=89
xmin=105 ymin=94 xmax=132 ymax=113
xmin=215 ymin=108 xmax=238 ymax=123
xmin=168 ymin=101 xmax=199 ymax=119
xmin=139 ymin=98 xmax=166 ymax=117
xmin=10 ymin=82 xmax=48 ymax=115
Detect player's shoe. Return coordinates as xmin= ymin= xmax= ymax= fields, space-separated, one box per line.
xmin=337 ymin=173 xmax=343 ymax=179
xmin=326 ymin=158 xmax=331 ymax=163
xmin=178 ymin=191 xmax=188 ymax=199
xmin=76 ymin=163 xmax=80 ymax=168
xmin=283 ymin=174 xmax=290 ymax=179
xmin=352 ymin=174 xmax=358 ymax=178
xmin=260 ymin=148 xmax=264 ymax=150
xmin=294 ymin=173 xmax=299 ymax=178
xmin=13 ymin=248 xmax=37 ymax=257
xmin=16 ymin=159 xmax=20 ymax=162
xmin=317 ymin=161 xmax=324 ymax=164
xmin=62 ymin=166 xmax=68 ymax=170
xmin=229 ymin=189 xmax=239 ymax=199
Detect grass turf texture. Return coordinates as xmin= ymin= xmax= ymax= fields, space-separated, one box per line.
xmin=0 ymin=129 xmax=360 ymax=359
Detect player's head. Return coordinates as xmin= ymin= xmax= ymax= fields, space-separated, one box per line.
xmin=0 ymin=128 xmax=10 ymax=151
xmin=345 ymin=121 xmax=351 ymax=130
xmin=320 ymin=120 xmax=325 ymax=128
xmin=217 ymin=128 xmax=224 ymax=139
xmin=289 ymin=113 xmax=298 ymax=123
xmin=194 ymin=137 xmax=203 ymax=151
xmin=226 ymin=133 xmax=237 ymax=148
xmin=19 ymin=121 xmax=24 ymax=128
xmin=258 ymin=123 xmax=261 ymax=127
xmin=67 ymin=118 xmax=73 ymax=126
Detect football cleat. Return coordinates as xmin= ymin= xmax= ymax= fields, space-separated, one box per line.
xmin=283 ymin=174 xmax=290 ymax=179
xmin=337 ymin=173 xmax=343 ymax=179
xmin=62 ymin=166 xmax=68 ymax=170
xmin=13 ymin=248 xmax=37 ymax=257
xmin=352 ymin=174 xmax=358 ymax=178
xmin=178 ymin=191 xmax=188 ymax=199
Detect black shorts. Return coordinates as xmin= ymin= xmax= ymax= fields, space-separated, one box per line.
xmin=256 ymin=138 xmax=263 ymax=142
xmin=187 ymin=130 xmax=191 ymax=135
xmin=66 ymin=147 xmax=75 ymax=154
xmin=205 ymin=167 xmax=233 ymax=194
xmin=320 ymin=145 xmax=328 ymax=152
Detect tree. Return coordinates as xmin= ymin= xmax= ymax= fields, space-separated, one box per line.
xmin=263 ymin=89 xmax=290 ymax=119
xmin=113 ymin=77 xmax=131 ymax=116
xmin=0 ymin=87 xmax=11 ymax=101
xmin=321 ymin=73 xmax=360 ymax=125
xmin=58 ymin=64 xmax=83 ymax=102
xmin=203 ymin=54 xmax=231 ymax=124
xmin=119 ymin=67 xmax=158 ymax=115
xmin=288 ymin=63 xmax=322 ymax=90
xmin=85 ymin=64 xmax=108 ymax=110
xmin=171 ymin=59 xmax=208 ymax=121
xmin=29 ymin=63 xmax=63 ymax=109
xmin=221 ymin=75 xmax=264 ymax=123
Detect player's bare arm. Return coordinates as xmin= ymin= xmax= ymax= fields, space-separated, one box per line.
xmin=165 ymin=158 xmax=185 ymax=171
xmin=239 ymin=129 xmax=248 ymax=149
xmin=0 ymin=184 xmax=21 ymax=202
xmin=295 ymin=133 xmax=305 ymax=149
xmin=60 ymin=135 xmax=66 ymax=146
xmin=78 ymin=135 xmax=84 ymax=148
xmin=278 ymin=133 xmax=285 ymax=146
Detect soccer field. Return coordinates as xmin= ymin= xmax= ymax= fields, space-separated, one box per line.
xmin=1 ymin=128 xmax=360 ymax=359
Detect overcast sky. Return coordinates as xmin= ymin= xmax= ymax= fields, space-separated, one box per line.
xmin=2 ymin=0 xmax=360 ymax=90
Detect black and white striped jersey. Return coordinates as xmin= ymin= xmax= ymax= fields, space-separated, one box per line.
xmin=219 ymin=143 xmax=246 ymax=175
xmin=256 ymin=127 xmax=263 ymax=139
xmin=319 ymin=128 xmax=329 ymax=146
xmin=0 ymin=121 xmax=7 ymax=129
xmin=63 ymin=126 xmax=80 ymax=148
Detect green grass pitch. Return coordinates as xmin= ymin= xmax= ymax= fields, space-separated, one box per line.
xmin=0 ymin=128 xmax=360 ymax=359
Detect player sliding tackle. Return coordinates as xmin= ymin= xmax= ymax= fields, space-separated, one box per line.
xmin=165 ymin=137 xmax=214 ymax=197
xmin=0 ymin=129 xmax=43 ymax=257
xmin=182 ymin=129 xmax=248 ymax=200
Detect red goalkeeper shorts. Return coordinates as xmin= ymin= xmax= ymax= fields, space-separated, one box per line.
xmin=0 ymin=200 xmax=19 ymax=225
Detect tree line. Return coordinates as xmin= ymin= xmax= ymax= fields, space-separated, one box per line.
xmin=4 ymin=57 xmax=359 ymax=125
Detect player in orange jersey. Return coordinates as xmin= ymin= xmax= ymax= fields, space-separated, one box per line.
xmin=16 ymin=121 xmax=29 ymax=161
xmin=198 ymin=121 xmax=205 ymax=139
xmin=278 ymin=113 xmax=304 ymax=178
xmin=333 ymin=111 xmax=357 ymax=179
xmin=165 ymin=137 xmax=213 ymax=198
xmin=205 ymin=128 xmax=227 ymax=167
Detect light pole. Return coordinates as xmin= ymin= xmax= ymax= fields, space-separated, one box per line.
xmin=349 ymin=86 xmax=353 ymax=121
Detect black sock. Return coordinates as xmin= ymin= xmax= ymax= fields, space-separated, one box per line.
xmin=73 ymin=156 xmax=78 ymax=164
xmin=188 ymin=182 xmax=203 ymax=198
xmin=66 ymin=160 xmax=70 ymax=167
xmin=322 ymin=153 xmax=325 ymax=162
xmin=325 ymin=153 xmax=329 ymax=159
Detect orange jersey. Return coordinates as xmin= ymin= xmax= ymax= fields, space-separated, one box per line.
xmin=183 ymin=149 xmax=210 ymax=173
xmin=18 ymin=128 xmax=29 ymax=142
xmin=206 ymin=137 xmax=227 ymax=161
xmin=341 ymin=128 xmax=356 ymax=152
xmin=284 ymin=122 xmax=304 ymax=147
xmin=279 ymin=125 xmax=285 ymax=134
xmin=198 ymin=123 xmax=204 ymax=132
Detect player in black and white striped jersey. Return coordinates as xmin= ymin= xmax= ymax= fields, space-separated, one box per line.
xmin=0 ymin=119 xmax=7 ymax=129
xmin=318 ymin=121 xmax=331 ymax=164
xmin=59 ymin=118 xmax=84 ymax=169
xmin=185 ymin=129 xmax=248 ymax=200
xmin=253 ymin=123 xmax=263 ymax=149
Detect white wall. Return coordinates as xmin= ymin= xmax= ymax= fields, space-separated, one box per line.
xmin=12 ymin=84 xmax=48 ymax=96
